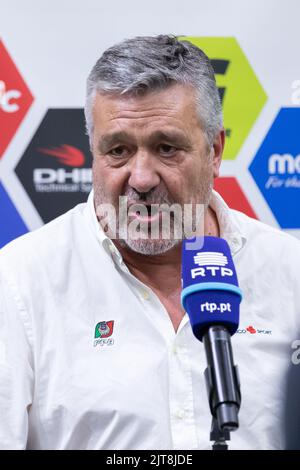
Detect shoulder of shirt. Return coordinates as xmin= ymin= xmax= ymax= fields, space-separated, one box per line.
xmin=229 ymin=207 xmax=300 ymax=254
xmin=0 ymin=202 xmax=88 ymax=274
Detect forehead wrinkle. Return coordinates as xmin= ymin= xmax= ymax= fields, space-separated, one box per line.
xmin=97 ymin=95 xmax=196 ymax=123
xmin=94 ymin=86 xmax=200 ymax=128
xmin=98 ymin=109 xmax=191 ymax=138
xmin=105 ymin=107 xmax=183 ymax=124
xmin=93 ymin=85 xmax=205 ymax=150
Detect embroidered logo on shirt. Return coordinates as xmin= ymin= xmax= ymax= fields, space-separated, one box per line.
xmin=237 ymin=325 xmax=272 ymax=335
xmin=94 ymin=321 xmax=115 ymax=347
xmin=95 ymin=321 xmax=114 ymax=338
xmin=246 ymin=325 xmax=257 ymax=334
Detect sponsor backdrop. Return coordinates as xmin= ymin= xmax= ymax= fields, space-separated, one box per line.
xmin=0 ymin=0 xmax=300 ymax=247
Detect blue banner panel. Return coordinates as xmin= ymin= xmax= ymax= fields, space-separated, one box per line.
xmin=249 ymin=108 xmax=300 ymax=229
xmin=0 ymin=182 xmax=28 ymax=248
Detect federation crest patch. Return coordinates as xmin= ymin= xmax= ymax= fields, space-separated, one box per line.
xmin=94 ymin=320 xmax=114 ymax=339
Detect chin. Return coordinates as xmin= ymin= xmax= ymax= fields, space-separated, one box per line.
xmin=118 ymin=238 xmax=181 ymax=256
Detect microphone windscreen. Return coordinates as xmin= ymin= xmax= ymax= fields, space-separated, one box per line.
xmin=181 ymin=236 xmax=242 ymax=340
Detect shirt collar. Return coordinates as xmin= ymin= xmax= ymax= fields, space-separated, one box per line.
xmin=209 ymin=190 xmax=247 ymax=256
xmin=84 ymin=189 xmax=247 ymax=262
xmin=84 ymin=190 xmax=124 ymax=264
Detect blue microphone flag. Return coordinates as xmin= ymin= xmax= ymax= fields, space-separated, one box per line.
xmin=181 ymin=236 xmax=242 ymax=340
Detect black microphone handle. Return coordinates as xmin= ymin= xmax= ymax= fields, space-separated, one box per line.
xmin=203 ymin=325 xmax=241 ymax=432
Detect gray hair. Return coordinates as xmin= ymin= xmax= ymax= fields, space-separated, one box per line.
xmin=84 ymin=35 xmax=223 ymax=147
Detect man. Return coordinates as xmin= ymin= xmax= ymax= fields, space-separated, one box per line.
xmin=0 ymin=35 xmax=299 ymax=450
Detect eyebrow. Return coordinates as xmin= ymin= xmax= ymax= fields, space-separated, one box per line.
xmin=97 ymin=130 xmax=191 ymax=153
xmin=97 ymin=132 xmax=131 ymax=153
xmin=148 ymin=131 xmax=191 ymax=149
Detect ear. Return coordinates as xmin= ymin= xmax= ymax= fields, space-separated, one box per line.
xmin=211 ymin=129 xmax=225 ymax=178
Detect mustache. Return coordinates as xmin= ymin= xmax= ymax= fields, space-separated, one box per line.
xmin=123 ymin=187 xmax=175 ymax=205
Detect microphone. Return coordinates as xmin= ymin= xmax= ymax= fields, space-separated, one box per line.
xmin=181 ymin=236 xmax=242 ymax=433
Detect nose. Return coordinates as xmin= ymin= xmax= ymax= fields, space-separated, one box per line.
xmin=128 ymin=151 xmax=160 ymax=194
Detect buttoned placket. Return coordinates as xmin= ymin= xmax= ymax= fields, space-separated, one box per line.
xmin=108 ymin=248 xmax=200 ymax=449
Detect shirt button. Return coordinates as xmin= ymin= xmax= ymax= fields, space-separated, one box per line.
xmin=141 ymin=289 xmax=150 ymax=300
xmin=176 ymin=409 xmax=185 ymax=420
xmin=172 ymin=345 xmax=178 ymax=355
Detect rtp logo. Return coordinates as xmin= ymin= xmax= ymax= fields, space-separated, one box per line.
xmin=181 ymin=37 xmax=267 ymax=160
xmin=191 ymin=252 xmax=233 ymax=279
xmin=249 ymin=108 xmax=300 ymax=229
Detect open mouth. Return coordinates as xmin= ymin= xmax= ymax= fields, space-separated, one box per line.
xmin=135 ymin=205 xmax=151 ymax=216
xmin=128 ymin=203 xmax=160 ymax=222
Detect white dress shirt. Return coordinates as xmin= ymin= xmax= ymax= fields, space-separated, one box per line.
xmin=0 ymin=190 xmax=300 ymax=450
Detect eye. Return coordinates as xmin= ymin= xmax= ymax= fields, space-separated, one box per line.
xmin=109 ymin=146 xmax=129 ymax=158
xmin=157 ymin=143 xmax=177 ymax=156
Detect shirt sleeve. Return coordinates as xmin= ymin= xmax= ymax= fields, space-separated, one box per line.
xmin=0 ymin=264 xmax=34 ymax=449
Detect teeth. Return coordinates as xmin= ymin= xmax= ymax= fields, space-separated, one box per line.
xmin=128 ymin=203 xmax=161 ymax=217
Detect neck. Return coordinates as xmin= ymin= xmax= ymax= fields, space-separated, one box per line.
xmin=114 ymin=206 xmax=219 ymax=332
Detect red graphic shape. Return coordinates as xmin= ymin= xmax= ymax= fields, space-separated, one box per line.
xmin=246 ymin=326 xmax=257 ymax=334
xmin=214 ymin=177 xmax=257 ymax=219
xmin=37 ymin=144 xmax=85 ymax=167
xmin=0 ymin=40 xmax=34 ymax=158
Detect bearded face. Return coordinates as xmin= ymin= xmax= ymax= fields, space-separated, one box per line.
xmin=92 ymin=84 xmax=222 ymax=255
